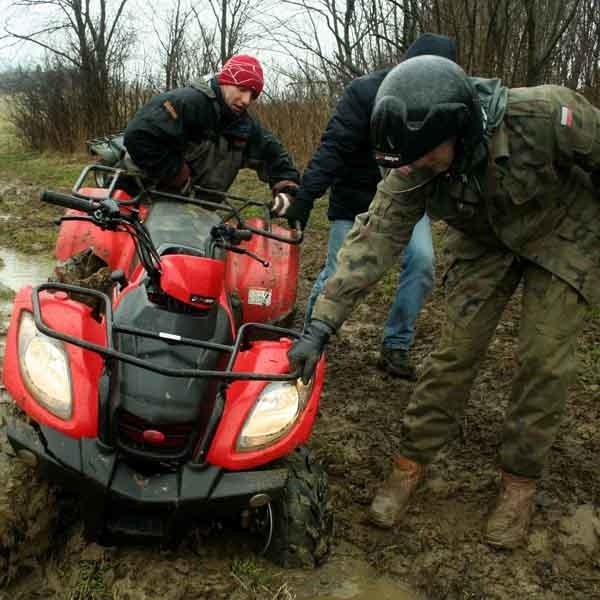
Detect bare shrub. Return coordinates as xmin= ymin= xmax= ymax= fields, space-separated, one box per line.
xmin=252 ymin=94 xmax=332 ymax=169
xmin=7 ymin=62 xmax=153 ymax=152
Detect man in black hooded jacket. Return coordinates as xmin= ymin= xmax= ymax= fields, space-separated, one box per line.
xmin=284 ymin=33 xmax=457 ymax=379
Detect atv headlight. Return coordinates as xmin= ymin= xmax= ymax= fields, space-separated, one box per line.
xmin=17 ymin=311 xmax=73 ymax=420
xmin=237 ymin=379 xmax=313 ymax=451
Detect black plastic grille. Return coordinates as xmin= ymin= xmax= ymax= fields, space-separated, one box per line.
xmin=117 ymin=410 xmax=195 ymax=458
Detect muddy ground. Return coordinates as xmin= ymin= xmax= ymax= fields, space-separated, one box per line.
xmin=1 ymin=177 xmax=599 ymax=599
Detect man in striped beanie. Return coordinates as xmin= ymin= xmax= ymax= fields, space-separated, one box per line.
xmin=216 ymin=54 xmax=264 ymax=101
xmin=123 ymin=54 xmax=298 ymax=200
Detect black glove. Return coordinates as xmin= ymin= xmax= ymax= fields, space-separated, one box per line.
xmin=288 ymin=319 xmax=334 ymax=384
xmin=284 ymin=198 xmax=311 ymax=230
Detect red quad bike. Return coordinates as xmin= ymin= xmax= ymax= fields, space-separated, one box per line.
xmin=1 ymin=164 xmax=332 ymax=569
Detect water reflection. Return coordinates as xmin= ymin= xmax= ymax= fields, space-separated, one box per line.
xmin=0 ymin=247 xmax=54 ymax=292
xmin=314 ymin=577 xmax=416 ymax=600
xmin=0 ymin=247 xmax=54 ymax=321
xmin=298 ymin=554 xmax=417 ymax=600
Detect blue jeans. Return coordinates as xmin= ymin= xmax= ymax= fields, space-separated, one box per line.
xmin=304 ymin=215 xmax=435 ymax=351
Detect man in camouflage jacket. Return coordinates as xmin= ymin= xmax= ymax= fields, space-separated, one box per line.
xmin=288 ymin=56 xmax=600 ymax=548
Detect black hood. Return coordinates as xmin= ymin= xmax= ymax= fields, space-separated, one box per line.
xmin=403 ymin=33 xmax=457 ymax=63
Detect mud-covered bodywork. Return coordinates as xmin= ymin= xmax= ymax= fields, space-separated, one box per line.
xmin=1 ymin=169 xmax=331 ymax=561
xmin=6 ymin=416 xmax=289 ymax=541
xmin=55 ymin=193 xmax=299 ymax=325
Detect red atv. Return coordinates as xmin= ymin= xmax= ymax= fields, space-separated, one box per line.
xmin=0 ymin=165 xmax=332 ymax=571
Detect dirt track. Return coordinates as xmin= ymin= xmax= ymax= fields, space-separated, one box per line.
xmin=300 ymin=221 xmax=600 ymax=599
xmin=1 ymin=180 xmax=599 ymax=599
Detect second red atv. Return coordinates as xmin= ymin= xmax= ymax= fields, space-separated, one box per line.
xmin=1 ymin=165 xmax=332 ymax=571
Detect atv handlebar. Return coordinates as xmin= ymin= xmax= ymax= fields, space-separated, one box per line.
xmin=234 ymin=228 xmax=253 ymax=243
xmin=41 ymin=189 xmax=101 ymax=213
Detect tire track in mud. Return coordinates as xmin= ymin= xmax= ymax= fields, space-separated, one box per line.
xmin=299 ymin=222 xmax=600 ymax=599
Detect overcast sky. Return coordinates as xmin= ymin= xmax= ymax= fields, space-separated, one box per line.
xmin=0 ymin=0 xmax=323 ymax=82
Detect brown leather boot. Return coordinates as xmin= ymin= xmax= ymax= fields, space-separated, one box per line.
xmin=485 ymin=471 xmax=537 ymax=549
xmin=368 ymin=455 xmax=424 ymax=529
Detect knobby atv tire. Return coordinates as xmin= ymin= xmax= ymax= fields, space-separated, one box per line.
xmin=0 ymin=414 xmax=59 ymax=586
xmin=266 ymin=446 xmax=333 ymax=568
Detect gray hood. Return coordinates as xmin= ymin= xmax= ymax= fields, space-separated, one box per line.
xmin=470 ymin=77 xmax=508 ymax=139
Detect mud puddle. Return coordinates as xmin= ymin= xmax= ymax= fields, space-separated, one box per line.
xmin=0 ymin=246 xmax=54 ymax=292
xmin=308 ymin=555 xmax=416 ymax=599
xmin=0 ymin=246 xmax=54 ymax=332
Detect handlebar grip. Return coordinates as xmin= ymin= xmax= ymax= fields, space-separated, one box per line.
xmin=40 ymin=190 xmax=100 ymax=213
xmin=234 ymin=229 xmax=253 ymax=242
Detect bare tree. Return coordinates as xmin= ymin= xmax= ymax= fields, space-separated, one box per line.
xmin=421 ymin=0 xmax=583 ymax=85
xmin=2 ymin=0 xmax=132 ymax=131
xmin=550 ymin=0 xmax=600 ymax=100
xmin=523 ymin=0 xmax=582 ymax=85
xmin=191 ymin=0 xmax=263 ymax=72
xmin=153 ymin=0 xmax=194 ymax=89
xmin=270 ymin=0 xmax=420 ymax=96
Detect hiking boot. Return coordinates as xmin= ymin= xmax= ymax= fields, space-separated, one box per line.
xmin=485 ymin=471 xmax=537 ymax=549
xmin=368 ymin=455 xmax=425 ymax=528
xmin=377 ymin=347 xmax=416 ymax=380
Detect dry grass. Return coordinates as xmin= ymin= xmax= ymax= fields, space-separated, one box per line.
xmin=251 ymin=97 xmax=333 ymax=170
xmin=0 ymin=95 xmax=87 ymax=188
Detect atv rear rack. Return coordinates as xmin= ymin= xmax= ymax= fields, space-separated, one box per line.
xmin=70 ymin=164 xmax=303 ymax=245
xmin=32 ymin=282 xmax=302 ymax=382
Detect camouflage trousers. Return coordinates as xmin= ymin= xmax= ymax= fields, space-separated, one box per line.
xmin=399 ymin=248 xmax=588 ymax=478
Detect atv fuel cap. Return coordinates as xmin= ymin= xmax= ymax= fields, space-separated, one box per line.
xmin=142 ymin=429 xmax=166 ymax=445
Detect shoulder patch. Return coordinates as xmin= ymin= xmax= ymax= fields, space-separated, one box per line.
xmin=163 ymin=100 xmax=178 ymax=120
xmin=559 ymin=106 xmax=573 ymax=127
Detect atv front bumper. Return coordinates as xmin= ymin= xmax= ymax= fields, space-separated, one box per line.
xmin=7 ymin=417 xmax=288 ymax=540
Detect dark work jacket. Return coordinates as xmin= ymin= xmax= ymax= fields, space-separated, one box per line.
xmin=296 ymin=33 xmax=457 ymax=221
xmin=123 ymin=78 xmax=299 ymax=191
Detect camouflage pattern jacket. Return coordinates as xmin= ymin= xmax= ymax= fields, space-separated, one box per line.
xmin=312 ymin=83 xmax=600 ymax=330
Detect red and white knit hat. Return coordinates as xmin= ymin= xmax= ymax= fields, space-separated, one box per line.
xmin=216 ymin=54 xmax=264 ymax=98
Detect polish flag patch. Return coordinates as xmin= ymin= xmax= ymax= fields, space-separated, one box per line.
xmin=560 ymin=106 xmax=574 ymax=127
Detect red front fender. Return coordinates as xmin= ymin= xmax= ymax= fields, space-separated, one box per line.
xmin=206 ymin=339 xmax=325 ymax=470
xmin=2 ymin=287 xmax=107 ymax=438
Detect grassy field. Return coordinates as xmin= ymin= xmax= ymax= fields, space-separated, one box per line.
xmin=0 ymin=99 xmax=89 ymax=251
xmin=0 ymin=99 xmax=87 ymax=188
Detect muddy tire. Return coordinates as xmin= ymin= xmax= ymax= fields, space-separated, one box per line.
xmin=0 ymin=414 xmax=59 ymax=586
xmin=266 ymin=446 xmax=333 ymax=568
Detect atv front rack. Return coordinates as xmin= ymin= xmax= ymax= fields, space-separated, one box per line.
xmin=32 ymin=282 xmax=302 ymax=382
